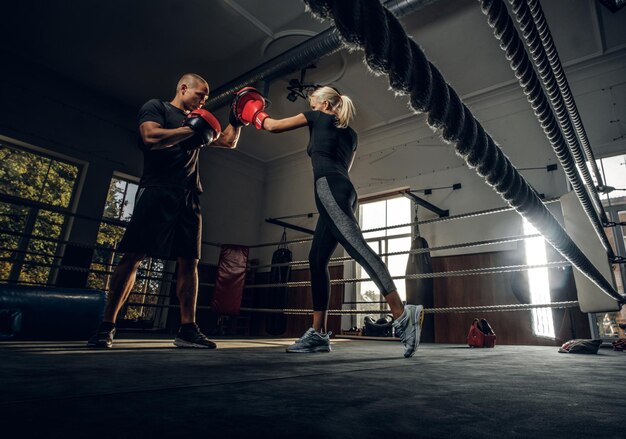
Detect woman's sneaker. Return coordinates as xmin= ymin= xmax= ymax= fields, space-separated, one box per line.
xmin=286 ymin=328 xmax=332 ymax=353
xmin=392 ymin=304 xmax=424 ymax=358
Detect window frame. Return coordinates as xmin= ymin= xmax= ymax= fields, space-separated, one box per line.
xmin=347 ymin=190 xmax=413 ymax=328
xmin=0 ymin=138 xmax=84 ymax=285
xmin=87 ymin=172 xmax=171 ymax=325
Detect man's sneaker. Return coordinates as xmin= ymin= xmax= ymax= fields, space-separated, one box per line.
xmin=392 ymin=304 xmax=424 ymax=358
xmin=174 ymin=324 xmax=216 ymax=349
xmin=86 ymin=324 xmax=116 ymax=348
xmin=286 ymin=328 xmax=332 ymax=353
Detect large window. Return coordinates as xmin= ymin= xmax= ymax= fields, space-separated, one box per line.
xmin=87 ymin=176 xmax=167 ymax=323
xmin=0 ymin=141 xmax=80 ymax=284
xmin=356 ymin=196 xmax=412 ymax=322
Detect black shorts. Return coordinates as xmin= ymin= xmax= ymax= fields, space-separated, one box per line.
xmin=117 ymin=186 xmax=201 ymax=260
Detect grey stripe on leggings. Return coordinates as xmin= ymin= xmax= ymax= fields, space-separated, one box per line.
xmin=316 ymin=177 xmax=396 ymax=294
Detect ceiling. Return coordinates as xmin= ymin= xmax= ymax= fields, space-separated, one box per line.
xmin=1 ymin=0 xmax=625 ymax=162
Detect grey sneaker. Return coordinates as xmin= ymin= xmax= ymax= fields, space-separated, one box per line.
xmin=286 ymin=328 xmax=332 ymax=353
xmin=392 ymin=304 xmax=424 ymax=358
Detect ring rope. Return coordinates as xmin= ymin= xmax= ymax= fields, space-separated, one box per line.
xmin=245 ymin=261 xmax=570 ymax=289
xmin=251 ymin=300 xmax=580 ymax=314
xmin=5 ymin=258 xmax=566 ymax=291
xmin=3 ymin=233 xmax=542 ymax=289
xmin=123 ymin=301 xmax=579 ymax=314
xmin=301 ymin=0 xmax=624 ymax=304
xmin=481 ymin=0 xmax=612 ymax=253
xmin=248 ymin=199 xmax=559 ymax=249
xmin=251 ymin=233 xmax=541 ymax=270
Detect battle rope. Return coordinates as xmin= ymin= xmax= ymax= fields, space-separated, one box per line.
xmin=482 ymin=0 xmax=612 ymax=255
xmin=520 ymin=0 xmax=606 ymax=190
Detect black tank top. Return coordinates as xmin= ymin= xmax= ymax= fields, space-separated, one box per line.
xmin=303 ymin=111 xmax=357 ymax=181
xmin=137 ymin=99 xmax=203 ymax=192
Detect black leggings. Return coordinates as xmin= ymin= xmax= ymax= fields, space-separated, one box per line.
xmin=310 ymin=174 xmax=397 ymax=311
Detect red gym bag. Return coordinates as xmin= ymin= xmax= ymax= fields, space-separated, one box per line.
xmin=467 ymin=318 xmax=496 ymax=348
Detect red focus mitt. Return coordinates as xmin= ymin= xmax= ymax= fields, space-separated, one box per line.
xmin=183 ymin=109 xmax=221 ymax=148
xmin=230 ymin=87 xmax=269 ymax=130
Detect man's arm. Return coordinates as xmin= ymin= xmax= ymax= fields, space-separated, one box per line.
xmin=211 ymin=124 xmax=241 ymax=149
xmin=139 ymin=121 xmax=195 ymax=150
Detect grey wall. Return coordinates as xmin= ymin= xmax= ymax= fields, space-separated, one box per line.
xmin=0 ymin=54 xmax=139 ymax=247
xmin=0 ymin=54 xmax=266 ymax=261
xmin=198 ymin=148 xmax=266 ymax=263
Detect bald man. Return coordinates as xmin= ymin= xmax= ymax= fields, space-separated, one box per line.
xmin=88 ymin=73 xmax=241 ymax=349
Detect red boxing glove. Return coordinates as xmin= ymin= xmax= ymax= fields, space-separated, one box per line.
xmin=240 ymin=99 xmax=269 ymax=130
xmin=253 ymin=110 xmax=269 ymax=130
xmin=183 ymin=109 xmax=222 ymax=147
xmin=231 ymin=87 xmax=269 ymax=129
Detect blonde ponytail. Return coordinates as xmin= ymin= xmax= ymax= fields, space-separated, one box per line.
xmin=335 ymin=94 xmax=355 ymax=128
xmin=310 ymin=86 xmax=356 ymax=128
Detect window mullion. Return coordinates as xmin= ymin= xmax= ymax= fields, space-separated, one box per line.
xmin=8 ymin=206 xmax=39 ymax=282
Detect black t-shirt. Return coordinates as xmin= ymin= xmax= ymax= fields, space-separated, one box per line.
xmin=137 ymin=99 xmax=203 ymax=192
xmin=304 ymin=111 xmax=357 ymax=181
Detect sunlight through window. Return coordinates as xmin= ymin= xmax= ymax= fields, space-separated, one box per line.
xmin=523 ymin=219 xmax=555 ymax=338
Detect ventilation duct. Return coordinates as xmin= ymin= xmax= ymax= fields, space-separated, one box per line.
xmin=206 ymin=0 xmax=441 ymax=110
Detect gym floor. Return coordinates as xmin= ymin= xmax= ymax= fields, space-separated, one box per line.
xmin=1 ymin=335 xmax=624 ymax=438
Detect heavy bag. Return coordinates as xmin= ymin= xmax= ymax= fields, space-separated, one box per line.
xmin=405 ymin=235 xmax=434 ymax=342
xmin=265 ymin=231 xmax=292 ymax=335
xmin=212 ymin=245 xmax=249 ymax=315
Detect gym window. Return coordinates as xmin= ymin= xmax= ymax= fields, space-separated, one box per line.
xmin=0 ymin=140 xmax=81 ymax=285
xmin=523 ymin=218 xmax=556 ymax=338
xmin=355 ymin=194 xmax=412 ymax=324
xmin=87 ymin=175 xmax=167 ymax=323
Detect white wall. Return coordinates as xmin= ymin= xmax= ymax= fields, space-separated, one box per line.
xmin=254 ymin=49 xmax=626 ymax=269
xmin=199 ymin=148 xmax=266 ymax=264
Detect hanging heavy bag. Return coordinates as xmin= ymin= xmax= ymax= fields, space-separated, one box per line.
xmin=211 ymin=245 xmax=249 ymax=315
xmin=405 ymin=206 xmax=434 ymax=342
xmin=265 ymin=230 xmax=292 ymax=336
xmin=467 ymin=318 xmax=497 ymax=348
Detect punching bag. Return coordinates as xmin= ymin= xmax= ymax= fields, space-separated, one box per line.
xmin=405 ymin=206 xmax=434 ymax=342
xmin=265 ymin=231 xmax=292 ymax=335
xmin=212 ymin=245 xmax=249 ymax=315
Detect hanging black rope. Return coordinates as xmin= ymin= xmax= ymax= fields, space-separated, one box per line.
xmin=302 ymin=0 xmax=623 ymax=304
xmin=484 ymin=0 xmax=613 ymax=257
xmin=523 ymin=0 xmax=606 ymax=190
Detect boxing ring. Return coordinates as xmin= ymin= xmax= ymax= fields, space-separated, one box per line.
xmin=1 ymin=0 xmax=624 ymax=342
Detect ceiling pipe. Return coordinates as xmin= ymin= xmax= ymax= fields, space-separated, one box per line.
xmin=597 ymin=0 xmax=626 ymax=13
xmin=205 ymin=0 xmax=441 ymax=111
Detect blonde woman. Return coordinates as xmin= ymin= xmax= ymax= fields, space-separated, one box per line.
xmin=235 ymin=86 xmax=423 ymax=357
